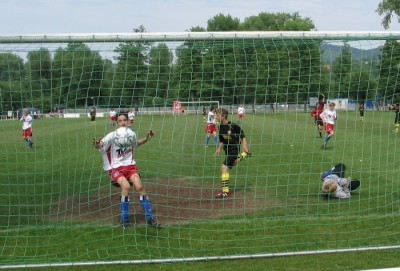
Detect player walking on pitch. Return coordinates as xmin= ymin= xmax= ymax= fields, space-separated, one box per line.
xmin=92 ymin=113 xmax=160 ymax=228
xmin=205 ymin=106 xmax=218 ymax=147
xmin=237 ymin=105 xmax=245 ymax=125
xmin=391 ymin=103 xmax=399 ymax=132
xmin=20 ymin=109 xmax=34 ymax=149
xmin=214 ymin=108 xmax=251 ymax=198
xmin=109 ymin=108 xmax=116 ymax=126
xmin=319 ymin=102 xmax=337 ymax=150
xmin=310 ymin=94 xmax=325 ymax=138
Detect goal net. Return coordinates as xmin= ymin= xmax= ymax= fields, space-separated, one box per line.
xmin=0 ymin=32 xmax=399 ymax=268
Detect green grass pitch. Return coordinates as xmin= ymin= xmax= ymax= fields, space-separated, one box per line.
xmin=0 ymin=110 xmax=399 ymax=269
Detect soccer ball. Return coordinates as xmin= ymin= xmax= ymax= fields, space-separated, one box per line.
xmin=113 ymin=127 xmax=137 ymax=148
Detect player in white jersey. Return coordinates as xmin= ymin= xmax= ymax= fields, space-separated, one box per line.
xmin=92 ymin=112 xmax=160 ymax=228
xmin=205 ymin=106 xmax=218 ymax=147
xmin=109 ymin=108 xmax=116 ymax=126
xmin=237 ymin=105 xmax=245 ymax=125
xmin=20 ymin=110 xmax=34 ymax=149
xmin=319 ymin=102 xmax=338 ymax=150
xmin=128 ymin=109 xmax=135 ymax=126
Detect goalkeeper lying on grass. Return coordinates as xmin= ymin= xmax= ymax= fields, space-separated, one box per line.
xmin=320 ymin=163 xmax=360 ymax=199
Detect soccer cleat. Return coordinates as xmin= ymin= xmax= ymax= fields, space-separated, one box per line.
xmin=321 ymin=142 xmax=327 ymax=150
xmin=215 ymin=191 xmax=231 ymax=199
xmin=121 ymin=222 xmax=131 ymax=229
xmin=147 ymin=218 xmax=161 ymax=228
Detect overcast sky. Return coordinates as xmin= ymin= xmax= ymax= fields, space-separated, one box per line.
xmin=1 ymin=0 xmax=400 ymax=34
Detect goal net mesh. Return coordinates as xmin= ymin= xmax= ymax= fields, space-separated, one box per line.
xmin=0 ymin=32 xmax=399 ymax=267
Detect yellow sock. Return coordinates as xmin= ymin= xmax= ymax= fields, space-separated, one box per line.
xmin=221 ymin=172 xmax=229 ymax=193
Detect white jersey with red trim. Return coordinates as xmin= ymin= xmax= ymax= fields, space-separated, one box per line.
xmin=320 ymin=109 xmax=337 ymax=125
xmin=99 ymin=130 xmax=138 ymax=171
xmin=20 ymin=115 xmax=33 ymax=130
xmin=207 ymin=111 xmax=216 ymax=124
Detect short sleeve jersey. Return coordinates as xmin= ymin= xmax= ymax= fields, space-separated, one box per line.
xmin=207 ymin=111 xmax=216 ymax=124
xmin=218 ymin=121 xmax=245 ymax=148
xmin=320 ymin=109 xmax=337 ymax=125
xmin=99 ymin=130 xmax=138 ymax=171
xmin=21 ymin=115 xmax=33 ymax=130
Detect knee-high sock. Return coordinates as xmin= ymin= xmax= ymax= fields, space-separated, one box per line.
xmin=120 ymin=196 xmax=130 ymax=223
xmin=205 ymin=136 xmax=210 ymax=145
xmin=321 ymin=166 xmax=335 ymax=179
xmin=214 ymin=135 xmax=218 ymax=145
xmin=222 ymin=172 xmax=230 ymax=193
xmin=324 ymin=135 xmax=331 ymax=143
xmin=140 ymin=195 xmax=153 ymax=221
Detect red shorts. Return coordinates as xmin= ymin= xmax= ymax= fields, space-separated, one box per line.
xmin=206 ymin=123 xmax=217 ymax=134
xmin=325 ymin=123 xmax=334 ymax=132
xmin=109 ymin=165 xmax=139 ymax=183
xmin=22 ymin=128 xmax=32 ymax=138
xmin=110 ymin=116 xmax=116 ymax=121
xmin=238 ymin=114 xmax=244 ymax=119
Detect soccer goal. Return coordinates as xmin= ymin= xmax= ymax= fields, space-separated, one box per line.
xmin=173 ymin=100 xmax=220 ymax=115
xmin=0 ymin=31 xmax=400 ymax=269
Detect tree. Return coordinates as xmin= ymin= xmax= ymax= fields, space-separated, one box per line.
xmin=148 ymin=43 xmax=173 ymax=106
xmin=26 ymin=48 xmax=52 ymax=109
xmin=207 ymin=13 xmax=240 ymax=31
xmin=113 ymin=25 xmax=152 ymax=107
xmin=376 ymin=0 xmax=400 ymax=29
xmin=52 ymin=43 xmax=106 ymax=108
xmin=331 ymin=44 xmax=353 ymax=98
xmin=0 ymin=53 xmax=27 ymax=111
xmin=377 ymin=40 xmax=400 ymax=102
xmin=240 ymin=12 xmax=315 ymax=31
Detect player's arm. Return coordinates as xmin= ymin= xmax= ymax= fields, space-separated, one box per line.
xmin=215 ymin=142 xmax=224 ymax=155
xmin=92 ymin=137 xmax=103 ymax=149
xmin=241 ymin=137 xmax=250 ymax=154
xmin=137 ymin=130 xmax=155 ymax=146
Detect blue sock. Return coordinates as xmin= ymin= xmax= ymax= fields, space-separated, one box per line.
xmin=120 ymin=196 xmax=129 ymax=224
xmin=139 ymin=195 xmax=153 ymax=221
xmin=321 ymin=166 xmax=335 ymax=179
xmin=27 ymin=139 xmax=33 ymax=148
xmin=324 ymin=135 xmax=331 ymax=143
xmin=214 ymin=135 xmax=218 ymax=145
xmin=206 ymin=136 xmax=210 ymax=145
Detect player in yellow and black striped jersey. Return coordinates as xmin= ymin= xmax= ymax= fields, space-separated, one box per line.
xmin=214 ymin=108 xmax=251 ymax=199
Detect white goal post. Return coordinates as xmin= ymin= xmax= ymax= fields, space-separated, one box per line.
xmin=173 ymin=101 xmax=220 ymax=115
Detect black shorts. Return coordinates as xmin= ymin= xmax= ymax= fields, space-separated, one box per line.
xmin=223 ymin=146 xmax=240 ymax=169
xmin=315 ymin=119 xmax=323 ymax=126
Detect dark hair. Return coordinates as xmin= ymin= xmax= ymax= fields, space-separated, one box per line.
xmin=219 ymin=108 xmax=229 ymax=118
xmin=116 ymin=112 xmax=128 ymax=120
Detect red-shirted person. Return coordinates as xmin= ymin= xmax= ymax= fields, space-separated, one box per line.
xmin=310 ymin=94 xmax=325 ymax=138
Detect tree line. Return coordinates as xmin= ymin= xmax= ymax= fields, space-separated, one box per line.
xmin=0 ymin=12 xmax=399 ymax=113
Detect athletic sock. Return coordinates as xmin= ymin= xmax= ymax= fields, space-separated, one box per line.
xmin=222 ymin=172 xmax=229 ymax=193
xmin=139 ymin=195 xmax=153 ymax=221
xmin=120 ymin=196 xmax=130 ymax=224
xmin=214 ymin=135 xmax=218 ymax=145
xmin=205 ymin=136 xmax=210 ymax=145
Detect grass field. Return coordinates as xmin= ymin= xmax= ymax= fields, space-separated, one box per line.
xmin=0 ymin=109 xmax=399 ymax=270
